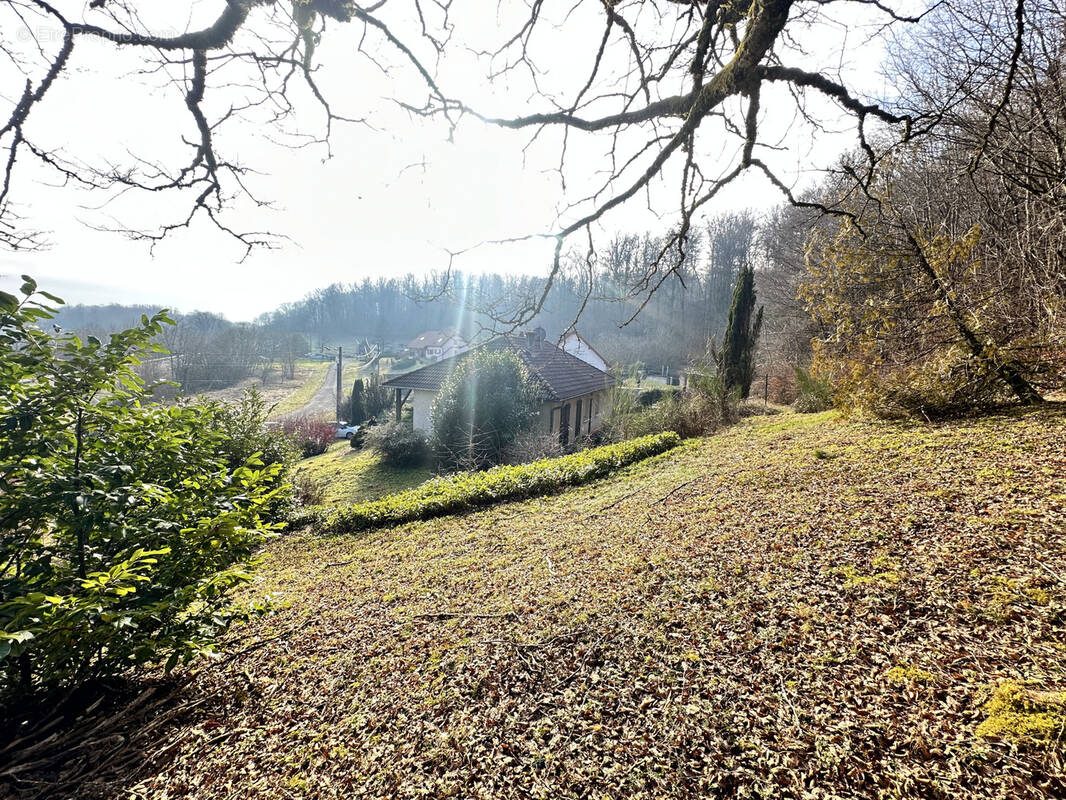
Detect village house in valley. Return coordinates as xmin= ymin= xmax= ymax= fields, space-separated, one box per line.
xmin=384 ymin=329 xmax=615 ymax=445
xmin=407 ymin=329 xmax=467 ymax=361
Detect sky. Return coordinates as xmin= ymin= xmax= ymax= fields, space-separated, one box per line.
xmin=0 ymin=1 xmax=906 ymax=321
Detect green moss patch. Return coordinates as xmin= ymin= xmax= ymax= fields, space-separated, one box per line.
xmin=976 ymin=680 xmax=1066 ymax=747
xmin=885 ymin=665 xmax=934 ymax=687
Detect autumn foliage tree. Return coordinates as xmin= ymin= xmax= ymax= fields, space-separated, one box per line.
xmin=797 ymin=0 xmax=1066 ymax=415
xmin=803 ymin=182 xmax=1050 ymax=415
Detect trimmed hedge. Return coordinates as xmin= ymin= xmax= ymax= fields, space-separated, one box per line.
xmin=316 ymin=431 xmax=681 ymax=534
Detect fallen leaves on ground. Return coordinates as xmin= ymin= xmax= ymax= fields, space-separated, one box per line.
xmin=117 ymin=407 xmax=1066 ymax=798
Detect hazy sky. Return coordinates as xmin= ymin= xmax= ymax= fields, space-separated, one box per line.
xmin=0 ymin=1 xmax=901 ymax=321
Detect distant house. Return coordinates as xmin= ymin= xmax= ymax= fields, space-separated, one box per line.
xmin=384 ymin=328 xmax=616 ymax=446
xmin=408 ymin=329 xmax=467 ymax=361
xmin=561 ymin=330 xmax=610 ymax=372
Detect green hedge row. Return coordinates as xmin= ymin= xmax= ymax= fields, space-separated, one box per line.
xmin=312 ymin=431 xmax=681 ymax=534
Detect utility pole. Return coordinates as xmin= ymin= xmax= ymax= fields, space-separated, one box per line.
xmin=336 ymin=345 xmax=343 ymax=421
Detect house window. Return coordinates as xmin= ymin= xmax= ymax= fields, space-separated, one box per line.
xmin=574 ymin=399 xmax=582 ymax=439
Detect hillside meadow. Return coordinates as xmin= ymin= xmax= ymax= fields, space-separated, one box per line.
xmin=14 ymin=406 xmax=1066 ymax=799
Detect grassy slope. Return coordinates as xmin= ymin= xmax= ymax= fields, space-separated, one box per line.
xmin=133 ymin=407 xmax=1066 ymax=799
xmin=295 ymin=442 xmax=433 ymax=506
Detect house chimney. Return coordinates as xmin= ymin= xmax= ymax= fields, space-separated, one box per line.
xmin=525 ymin=331 xmax=537 ymax=350
xmin=534 ymin=326 xmax=546 ymax=342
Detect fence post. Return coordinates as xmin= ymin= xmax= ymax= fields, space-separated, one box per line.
xmin=764 ymin=374 xmax=769 ymax=407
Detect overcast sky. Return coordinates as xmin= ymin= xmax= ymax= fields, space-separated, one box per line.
xmin=0 ymin=1 xmax=901 ymax=321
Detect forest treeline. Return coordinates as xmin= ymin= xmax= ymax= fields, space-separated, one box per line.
xmin=258 ymin=210 xmax=760 ymax=374
xmin=55 ymin=305 xmax=309 ymax=394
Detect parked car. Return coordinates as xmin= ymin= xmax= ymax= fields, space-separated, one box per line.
xmin=335 ymin=422 xmax=360 ymax=440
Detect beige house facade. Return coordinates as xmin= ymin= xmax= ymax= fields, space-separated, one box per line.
xmin=385 ymin=329 xmax=615 ymax=446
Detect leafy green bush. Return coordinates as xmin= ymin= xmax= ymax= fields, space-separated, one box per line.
xmin=793 ymin=366 xmax=834 ymax=413
xmin=366 ymin=421 xmax=430 ymax=467
xmin=431 ymin=349 xmax=539 ymax=470
xmin=204 ymin=387 xmax=297 ymax=516
xmin=0 ymin=279 xmax=285 ymax=702
xmin=319 ymin=432 xmax=681 ymax=534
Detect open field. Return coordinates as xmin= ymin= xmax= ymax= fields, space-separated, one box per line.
xmin=55 ymin=407 xmax=1066 ymax=797
xmin=185 ymin=361 xmax=331 ymax=418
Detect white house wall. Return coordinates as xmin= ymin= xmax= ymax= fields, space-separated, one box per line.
xmin=411 ymin=389 xmax=437 ymax=432
xmin=562 ymin=333 xmax=609 ymax=372
xmin=440 ymin=340 xmax=467 ymax=360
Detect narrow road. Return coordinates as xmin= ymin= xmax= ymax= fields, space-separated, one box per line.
xmin=280 ymin=359 xmax=349 ymax=422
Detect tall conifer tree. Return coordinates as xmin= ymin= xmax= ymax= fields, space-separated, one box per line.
xmin=720 ymin=265 xmax=764 ymax=399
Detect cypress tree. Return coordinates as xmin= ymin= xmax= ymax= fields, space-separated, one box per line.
xmin=720 ymin=264 xmax=764 ymax=399
xmin=349 ymin=378 xmax=365 ymax=424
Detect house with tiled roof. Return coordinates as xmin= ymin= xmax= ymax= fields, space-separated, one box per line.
xmin=407 ymin=329 xmax=467 ymax=361
xmin=561 ymin=330 xmax=610 ymax=372
xmin=384 ymin=328 xmax=615 ymax=446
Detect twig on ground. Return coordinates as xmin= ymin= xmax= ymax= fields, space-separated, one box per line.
xmin=651 ymin=477 xmax=700 ymax=506
xmin=1034 ymin=560 xmax=1065 ymax=585
xmin=586 ymin=488 xmax=645 ymax=517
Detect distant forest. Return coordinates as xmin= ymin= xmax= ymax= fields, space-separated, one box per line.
xmin=263 ymin=212 xmax=777 ymax=371
xmin=58 ymin=210 xmax=790 ymax=386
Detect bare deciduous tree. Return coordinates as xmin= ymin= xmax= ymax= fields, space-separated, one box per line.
xmin=1 ymin=0 xmax=920 ymax=307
